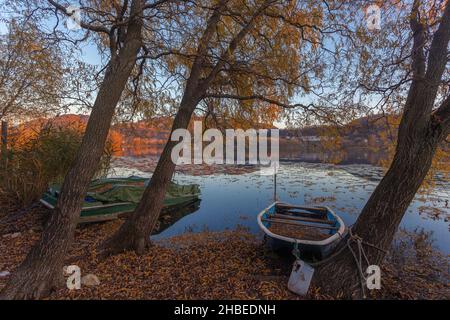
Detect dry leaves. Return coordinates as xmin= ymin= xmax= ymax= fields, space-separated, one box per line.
xmin=0 ymin=206 xmax=448 ymax=300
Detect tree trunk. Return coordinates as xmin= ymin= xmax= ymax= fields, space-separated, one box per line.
xmin=312 ymin=0 xmax=450 ymax=298
xmin=312 ymin=121 xmax=444 ymax=298
xmin=99 ymin=0 xmax=231 ymax=255
xmin=1 ymin=121 xmax=7 ymax=169
xmin=0 ymin=1 xmax=143 ymax=299
xmin=100 ymin=0 xmax=271 ymax=256
xmin=100 ymin=99 xmax=196 ymax=255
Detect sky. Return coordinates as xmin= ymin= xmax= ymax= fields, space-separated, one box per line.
xmin=0 ymin=1 xmax=404 ymax=129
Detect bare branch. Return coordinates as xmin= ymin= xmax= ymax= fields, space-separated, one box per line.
xmin=47 ymin=0 xmax=111 ymax=34
xmin=409 ymin=0 xmax=426 ymax=79
xmin=425 ymin=0 xmax=450 ymax=87
xmin=199 ymin=0 xmax=276 ymax=92
xmin=185 ymin=0 xmax=229 ymax=93
xmin=203 ymin=93 xmax=313 ymax=110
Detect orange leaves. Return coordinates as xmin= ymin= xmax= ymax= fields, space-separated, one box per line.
xmin=316 ymin=125 xmax=345 ymax=164
xmin=424 ymin=0 xmax=448 ymax=24
xmin=108 ymin=130 xmax=124 ymax=156
xmin=2 ymin=205 xmax=447 ymax=300
xmin=422 ymin=146 xmax=450 ymax=192
xmin=264 ymin=103 xmax=282 ymax=125
xmin=354 ymin=113 xmax=449 ymax=192
xmin=158 ymin=1 xmax=327 ymax=129
xmin=0 ymin=20 xmax=64 ymax=122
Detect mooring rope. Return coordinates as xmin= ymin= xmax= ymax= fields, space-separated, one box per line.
xmin=292 ymin=228 xmax=387 ymax=299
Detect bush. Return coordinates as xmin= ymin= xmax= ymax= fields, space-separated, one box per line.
xmin=0 ymin=123 xmax=112 ymax=207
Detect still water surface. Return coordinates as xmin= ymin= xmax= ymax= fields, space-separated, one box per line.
xmin=111 ymin=161 xmax=449 ymax=254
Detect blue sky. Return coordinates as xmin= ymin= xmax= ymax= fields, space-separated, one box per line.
xmin=0 ymin=1 xmax=400 ymax=128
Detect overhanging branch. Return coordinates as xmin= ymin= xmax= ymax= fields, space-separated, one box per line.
xmin=47 ymin=0 xmax=110 ymax=34
xmin=203 ymin=93 xmax=314 ymax=110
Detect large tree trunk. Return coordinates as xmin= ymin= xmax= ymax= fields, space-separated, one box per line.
xmin=312 ymin=121 xmax=445 ymax=298
xmin=0 ymin=1 xmax=143 ymax=299
xmin=99 ymin=0 xmax=231 ymax=255
xmin=100 ymin=99 xmax=196 ymax=255
xmin=99 ymin=0 xmax=266 ymax=255
xmin=312 ymin=0 xmax=450 ymax=298
xmin=1 ymin=121 xmax=7 ymax=168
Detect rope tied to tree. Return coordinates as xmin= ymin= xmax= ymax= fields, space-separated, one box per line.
xmin=292 ymin=227 xmax=387 ymax=299
xmin=346 ymin=229 xmax=372 ymax=299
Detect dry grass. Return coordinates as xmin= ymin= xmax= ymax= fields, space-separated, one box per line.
xmin=0 ymin=124 xmax=112 ymax=207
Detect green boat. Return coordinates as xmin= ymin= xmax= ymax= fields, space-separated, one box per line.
xmin=40 ymin=176 xmax=201 ymax=223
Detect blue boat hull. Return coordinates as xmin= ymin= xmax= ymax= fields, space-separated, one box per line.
xmin=257 ymin=202 xmax=346 ymax=261
xmin=265 ymin=234 xmax=340 ymax=260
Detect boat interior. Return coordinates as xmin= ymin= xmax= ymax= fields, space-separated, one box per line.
xmin=262 ymin=203 xmax=340 ymax=241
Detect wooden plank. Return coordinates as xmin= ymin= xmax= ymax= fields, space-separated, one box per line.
xmin=276 ymin=203 xmax=328 ymax=212
xmin=276 ymin=207 xmax=327 ymax=219
xmin=273 ymin=213 xmax=334 ymax=225
xmin=276 ymin=208 xmax=325 ymax=217
xmin=262 ymin=218 xmax=338 ymax=231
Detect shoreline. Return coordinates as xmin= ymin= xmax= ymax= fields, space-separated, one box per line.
xmin=1 ymin=204 xmax=448 ymax=300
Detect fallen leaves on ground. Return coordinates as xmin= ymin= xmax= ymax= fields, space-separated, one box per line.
xmin=0 ymin=206 xmax=448 ymax=300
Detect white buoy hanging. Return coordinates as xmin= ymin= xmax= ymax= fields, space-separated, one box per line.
xmin=288 ymin=259 xmax=315 ymax=296
xmin=288 ymin=242 xmax=315 ymax=296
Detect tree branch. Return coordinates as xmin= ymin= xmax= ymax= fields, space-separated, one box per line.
xmin=409 ymin=0 xmax=426 ymax=79
xmin=47 ymin=0 xmax=111 ymax=34
xmin=425 ymin=0 xmax=450 ymax=88
xmin=204 ymin=93 xmax=314 ymax=110
xmin=199 ymin=0 xmax=276 ymax=92
xmin=433 ymin=94 xmax=450 ymax=134
xmin=185 ymin=0 xmax=229 ymax=94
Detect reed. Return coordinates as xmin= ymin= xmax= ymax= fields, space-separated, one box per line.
xmin=0 ymin=124 xmax=113 ymax=208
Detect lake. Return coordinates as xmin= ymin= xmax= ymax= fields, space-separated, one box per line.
xmin=110 ymin=160 xmax=449 ymax=255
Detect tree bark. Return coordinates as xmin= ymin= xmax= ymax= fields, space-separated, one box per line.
xmin=312 ymin=122 xmax=446 ymax=298
xmin=312 ymin=0 xmax=450 ymax=298
xmin=1 ymin=121 xmax=7 ymax=168
xmin=0 ymin=0 xmax=143 ymax=300
xmin=99 ymin=1 xmax=229 ymax=256
xmin=100 ymin=0 xmax=271 ymax=255
xmin=100 ymin=99 xmax=197 ymax=255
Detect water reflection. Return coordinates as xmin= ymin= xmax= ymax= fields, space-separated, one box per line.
xmin=154 ymin=199 xmax=201 ymax=234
